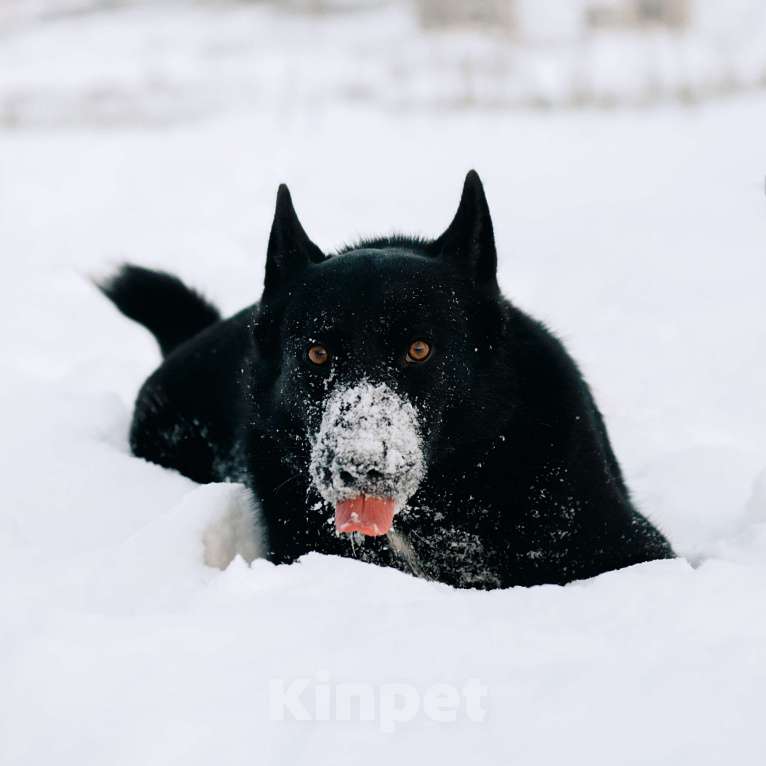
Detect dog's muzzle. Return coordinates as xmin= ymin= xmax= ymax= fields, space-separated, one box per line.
xmin=309 ymin=382 xmax=424 ymax=535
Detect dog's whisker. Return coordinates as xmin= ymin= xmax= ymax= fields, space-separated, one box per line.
xmin=272 ymin=473 xmax=300 ymax=495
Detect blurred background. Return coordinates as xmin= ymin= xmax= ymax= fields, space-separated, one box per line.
xmin=2 ymin=0 xmax=766 ymax=126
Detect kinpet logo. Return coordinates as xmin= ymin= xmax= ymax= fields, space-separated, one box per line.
xmin=269 ymin=672 xmax=488 ymax=733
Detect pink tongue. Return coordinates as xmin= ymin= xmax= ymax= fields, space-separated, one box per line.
xmin=335 ymin=496 xmax=397 ymax=536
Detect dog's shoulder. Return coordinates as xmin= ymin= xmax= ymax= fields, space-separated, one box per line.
xmin=130 ymin=305 xmax=256 ymax=483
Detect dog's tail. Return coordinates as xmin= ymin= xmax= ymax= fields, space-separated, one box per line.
xmin=97 ymin=264 xmax=221 ymax=357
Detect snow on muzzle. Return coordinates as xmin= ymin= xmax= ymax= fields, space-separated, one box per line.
xmin=309 ymin=382 xmax=424 ymax=536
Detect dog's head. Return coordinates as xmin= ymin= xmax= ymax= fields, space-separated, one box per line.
xmin=254 ymin=171 xmax=504 ymax=536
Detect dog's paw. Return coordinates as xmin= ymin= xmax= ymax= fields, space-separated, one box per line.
xmin=202 ymin=485 xmax=265 ymax=570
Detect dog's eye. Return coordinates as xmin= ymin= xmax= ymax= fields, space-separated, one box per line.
xmin=307 ymin=344 xmax=330 ymax=366
xmin=406 ymin=340 xmax=431 ymax=364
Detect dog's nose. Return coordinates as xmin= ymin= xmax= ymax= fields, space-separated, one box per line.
xmin=337 ymin=465 xmax=388 ymax=491
xmin=309 ymin=382 xmax=424 ymax=508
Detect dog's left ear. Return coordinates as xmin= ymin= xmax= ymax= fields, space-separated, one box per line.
xmin=263 ymin=184 xmax=324 ymax=297
xmin=433 ymin=170 xmax=497 ymax=286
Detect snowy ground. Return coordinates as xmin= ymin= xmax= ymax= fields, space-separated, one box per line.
xmin=1 ymin=4 xmax=766 ymax=765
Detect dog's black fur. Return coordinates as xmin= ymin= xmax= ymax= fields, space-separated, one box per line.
xmin=100 ymin=171 xmax=673 ymax=588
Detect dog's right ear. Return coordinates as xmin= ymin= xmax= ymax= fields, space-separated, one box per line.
xmin=263 ymin=184 xmax=323 ymax=297
xmin=432 ymin=170 xmax=497 ymax=287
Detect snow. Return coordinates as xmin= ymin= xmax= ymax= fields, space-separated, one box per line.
xmin=1 ymin=3 xmax=766 ymax=764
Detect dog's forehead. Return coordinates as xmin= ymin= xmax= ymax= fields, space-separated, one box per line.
xmin=286 ymin=248 xmax=459 ymax=332
xmin=318 ymin=247 xmax=441 ymax=285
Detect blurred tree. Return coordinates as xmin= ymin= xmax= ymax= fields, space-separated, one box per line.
xmin=414 ymin=0 xmax=517 ymax=35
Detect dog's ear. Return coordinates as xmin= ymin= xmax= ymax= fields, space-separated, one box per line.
xmin=263 ymin=184 xmax=323 ymax=296
xmin=433 ymin=170 xmax=497 ymax=286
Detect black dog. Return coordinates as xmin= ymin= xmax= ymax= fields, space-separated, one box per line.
xmin=101 ymin=171 xmax=673 ymax=588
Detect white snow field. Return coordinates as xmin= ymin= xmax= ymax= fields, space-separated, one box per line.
xmin=1 ymin=4 xmax=766 ymax=765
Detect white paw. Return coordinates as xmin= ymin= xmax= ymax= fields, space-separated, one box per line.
xmin=202 ymin=485 xmax=265 ymax=570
